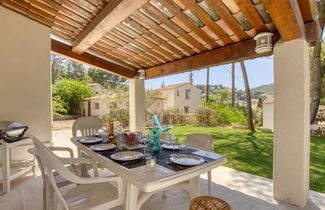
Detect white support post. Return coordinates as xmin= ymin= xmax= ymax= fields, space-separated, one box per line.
xmin=129 ymin=79 xmax=145 ymax=132
xmin=273 ymin=39 xmax=310 ymax=207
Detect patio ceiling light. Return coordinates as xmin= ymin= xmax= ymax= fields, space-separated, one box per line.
xmin=254 ymin=32 xmax=274 ymax=54
xmin=138 ymin=69 xmax=146 ymax=79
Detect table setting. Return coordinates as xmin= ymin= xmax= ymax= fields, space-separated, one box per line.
xmin=76 ymin=127 xmax=218 ymax=172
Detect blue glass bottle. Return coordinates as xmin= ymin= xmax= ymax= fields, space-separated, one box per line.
xmin=148 ymin=127 xmax=160 ymax=152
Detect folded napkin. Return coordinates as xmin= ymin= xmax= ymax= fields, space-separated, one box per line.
xmin=191 ymin=150 xmax=223 ymax=160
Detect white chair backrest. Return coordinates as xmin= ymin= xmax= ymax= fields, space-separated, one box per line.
xmin=30 ymin=135 xmax=82 ymax=209
xmin=184 ymin=133 xmax=214 ymax=152
xmin=72 ymin=117 xmax=104 ymax=137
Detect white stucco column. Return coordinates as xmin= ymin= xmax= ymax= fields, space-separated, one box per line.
xmin=129 ymin=79 xmax=145 ymax=132
xmin=273 ymin=39 xmax=310 ymax=207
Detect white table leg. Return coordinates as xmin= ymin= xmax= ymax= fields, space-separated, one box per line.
xmin=125 ymin=182 xmax=139 ymax=210
xmin=2 ymin=143 xmax=10 ymax=193
xmin=208 ymin=170 xmax=212 ymax=195
xmin=185 ymin=176 xmax=200 ymax=200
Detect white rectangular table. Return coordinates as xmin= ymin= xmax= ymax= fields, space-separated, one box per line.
xmin=72 ymin=137 xmax=227 ymax=210
xmin=0 ymin=138 xmax=34 ymax=194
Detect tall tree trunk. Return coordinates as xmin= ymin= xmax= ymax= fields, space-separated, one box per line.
xmin=206 ymin=67 xmax=210 ymax=103
xmin=231 ymin=63 xmax=235 ymax=107
xmin=310 ymin=0 xmax=325 ymax=124
xmin=240 ymin=61 xmax=255 ymax=132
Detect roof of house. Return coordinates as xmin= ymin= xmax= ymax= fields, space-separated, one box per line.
xmin=263 ymin=95 xmax=274 ymax=104
xmin=157 ymin=83 xmax=191 ymax=91
xmin=83 ymin=96 xmax=99 ymax=101
xmin=87 ymin=83 xmax=103 ymax=87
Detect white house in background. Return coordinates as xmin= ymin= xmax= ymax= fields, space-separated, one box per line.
xmin=263 ymin=95 xmax=274 ymax=131
xmin=157 ymin=83 xmax=201 ymax=114
xmin=80 ymin=96 xmax=108 ymax=117
xmin=88 ymin=83 xmax=104 ymax=94
xmin=80 ymin=83 xmax=107 ymax=117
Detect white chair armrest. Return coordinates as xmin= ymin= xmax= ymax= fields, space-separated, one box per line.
xmin=48 ymin=146 xmax=74 ymax=158
xmin=60 ymin=157 xmax=96 ymax=165
xmin=64 ymin=174 xmax=122 ymax=185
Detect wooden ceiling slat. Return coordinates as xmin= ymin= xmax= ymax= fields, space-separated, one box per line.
xmin=89 ymin=48 xmax=139 ymax=70
xmin=205 ymin=0 xmax=249 ymax=40
xmin=177 ymin=0 xmax=233 ymax=46
xmin=117 ymin=24 xmax=177 ymax=61
xmin=109 ymin=29 xmax=168 ymax=63
xmin=2 ymin=0 xmax=29 ymax=16
xmin=105 ymin=33 xmax=162 ymax=64
xmin=59 ymin=6 xmax=89 ymax=24
xmin=263 ymin=0 xmax=304 ymax=41
xmin=52 ymin=30 xmax=74 ymax=42
xmin=100 ymin=36 xmax=157 ymax=66
xmin=131 ymin=9 xmax=197 ymax=55
xmin=56 ymin=13 xmax=84 ymax=29
xmin=126 ymin=18 xmax=185 ymax=58
xmin=91 ymin=44 xmax=143 ymax=69
xmin=144 ymin=4 xmax=206 ymax=53
xmin=11 ymin=0 xmax=79 ymax=39
xmin=62 ymin=0 xmax=93 ymax=21
xmin=146 ymin=33 xmax=281 ymax=78
xmin=97 ymin=39 xmax=153 ymax=67
xmin=158 ymin=0 xmax=218 ymax=49
xmin=69 ymin=0 xmax=99 ymax=15
xmin=72 ymin=0 xmax=149 ymax=54
xmin=233 ymin=0 xmax=268 ymax=33
xmin=51 ymin=39 xmax=137 ymax=78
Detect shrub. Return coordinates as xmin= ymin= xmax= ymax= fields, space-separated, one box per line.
xmin=158 ymin=108 xmax=186 ymax=125
xmin=195 ymin=104 xmax=247 ymax=127
xmin=195 ymin=106 xmax=216 ymax=126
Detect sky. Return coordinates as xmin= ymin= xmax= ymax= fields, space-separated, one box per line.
xmin=145 ymin=56 xmax=274 ymax=90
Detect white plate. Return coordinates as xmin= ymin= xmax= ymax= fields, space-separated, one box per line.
xmin=170 ymin=154 xmax=205 ymax=166
xmin=111 ymin=151 xmax=144 ymax=161
xmin=90 ymin=144 xmax=116 ymax=151
xmin=79 ymin=137 xmax=102 ymax=144
xmin=162 ymin=143 xmax=185 ymax=150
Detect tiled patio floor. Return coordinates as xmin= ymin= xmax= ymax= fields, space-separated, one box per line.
xmin=0 ymin=129 xmax=324 ymax=210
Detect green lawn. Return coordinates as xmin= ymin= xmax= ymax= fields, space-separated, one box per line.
xmin=170 ymin=126 xmax=325 ymax=193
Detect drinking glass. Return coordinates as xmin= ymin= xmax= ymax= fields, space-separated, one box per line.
xmin=146 ymin=156 xmax=156 ymax=171
xmin=143 ymin=146 xmax=153 ymax=160
xmin=116 ymin=133 xmax=125 ymax=151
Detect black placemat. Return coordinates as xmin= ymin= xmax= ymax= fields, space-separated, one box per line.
xmin=78 ymin=139 xmax=216 ymax=172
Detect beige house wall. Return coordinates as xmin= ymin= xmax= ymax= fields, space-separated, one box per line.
xmin=262 ymin=103 xmax=274 ymax=131
xmin=81 ymin=99 xmax=108 ymax=116
xmin=160 ymin=89 xmax=175 ymax=110
xmin=0 ymin=7 xmax=52 ymax=159
xmin=89 ymin=83 xmax=104 ymax=94
xmin=174 ymin=83 xmax=201 ymax=114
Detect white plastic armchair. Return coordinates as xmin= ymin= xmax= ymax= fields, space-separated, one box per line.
xmin=72 ymin=117 xmax=105 ymax=137
xmin=30 ymin=134 xmax=124 ymax=210
xmin=184 ymin=134 xmax=214 ymax=195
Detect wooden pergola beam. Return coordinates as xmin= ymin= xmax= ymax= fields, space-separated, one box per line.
xmin=72 ymin=0 xmax=149 ymax=54
xmin=146 ymin=34 xmax=281 ymax=79
xmin=263 ymin=0 xmax=305 ymax=41
xmin=51 ymin=39 xmax=137 ymax=78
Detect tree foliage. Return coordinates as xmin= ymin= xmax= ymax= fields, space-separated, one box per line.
xmin=52 ymin=79 xmax=94 ymax=115
xmin=88 ymin=67 xmax=127 ymax=88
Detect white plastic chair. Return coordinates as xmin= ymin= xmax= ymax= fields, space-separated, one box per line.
xmin=184 ymin=133 xmax=214 ymax=195
xmin=29 ymin=134 xmax=124 ymax=210
xmin=72 ymin=117 xmax=105 ymax=137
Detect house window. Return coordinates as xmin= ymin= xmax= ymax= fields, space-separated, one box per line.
xmin=95 ymin=102 xmax=100 ymax=110
xmin=184 ymin=106 xmax=190 ymax=114
xmin=176 ymin=90 xmax=179 ymax=96
xmin=185 ymin=90 xmax=191 ymax=99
